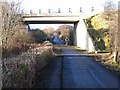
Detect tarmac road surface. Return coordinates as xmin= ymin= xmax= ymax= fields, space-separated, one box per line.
xmin=36 ymin=47 xmax=120 ymax=89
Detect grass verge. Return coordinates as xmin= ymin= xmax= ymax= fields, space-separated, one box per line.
xmin=53 ymin=45 xmax=63 ymax=55
xmin=75 ymin=46 xmax=120 ymax=77
xmin=95 ymin=54 xmax=120 ymax=76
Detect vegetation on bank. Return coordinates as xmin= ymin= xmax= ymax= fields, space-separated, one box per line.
xmin=1 ymin=1 xmax=53 ymax=88
xmin=53 ymin=45 xmax=62 ymax=55
xmin=93 ymin=53 xmax=120 ymax=76
xmin=83 ymin=0 xmax=120 ymax=75
xmin=84 ymin=14 xmax=109 ymax=52
xmin=2 ymin=44 xmax=54 ymax=88
xmin=85 ymin=2 xmax=118 ymax=54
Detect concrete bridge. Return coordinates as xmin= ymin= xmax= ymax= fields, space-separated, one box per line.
xmin=22 ymin=13 xmax=95 ymax=52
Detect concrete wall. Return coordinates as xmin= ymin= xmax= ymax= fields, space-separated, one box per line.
xmin=74 ymin=18 xmax=95 ymax=52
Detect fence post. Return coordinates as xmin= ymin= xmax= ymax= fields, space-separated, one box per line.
xmin=113 ymin=50 xmax=118 ymax=62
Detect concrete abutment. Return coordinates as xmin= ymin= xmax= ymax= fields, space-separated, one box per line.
xmin=74 ymin=19 xmax=95 ymax=52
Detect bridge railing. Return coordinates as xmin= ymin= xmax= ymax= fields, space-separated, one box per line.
xmin=21 ymin=7 xmax=96 ymax=15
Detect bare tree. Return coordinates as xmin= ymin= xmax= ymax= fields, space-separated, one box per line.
xmin=1 ymin=1 xmax=23 ymax=53
xmin=104 ymin=0 xmax=115 ymax=9
xmin=0 ymin=2 xmax=2 ymax=89
xmin=57 ymin=25 xmax=74 ymax=45
xmin=0 ymin=2 xmax=2 ymax=53
xmin=43 ymin=26 xmax=54 ymax=35
xmin=103 ymin=0 xmax=119 ymax=62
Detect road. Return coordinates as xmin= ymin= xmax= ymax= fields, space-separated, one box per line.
xmin=36 ymin=47 xmax=120 ymax=89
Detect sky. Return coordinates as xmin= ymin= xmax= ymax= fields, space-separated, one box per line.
xmin=21 ymin=0 xmax=105 ymax=14
xmin=20 ymin=0 xmax=120 ymax=13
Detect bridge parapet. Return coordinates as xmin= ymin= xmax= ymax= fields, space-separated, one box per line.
xmin=22 ymin=13 xmax=96 ymax=19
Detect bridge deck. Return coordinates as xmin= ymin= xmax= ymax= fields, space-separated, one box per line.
xmin=22 ymin=13 xmax=94 ymax=17
xmin=22 ymin=13 xmax=95 ymax=23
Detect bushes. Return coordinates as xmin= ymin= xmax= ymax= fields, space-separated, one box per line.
xmin=26 ymin=29 xmax=47 ymax=43
xmin=2 ymin=27 xmax=49 ymax=58
xmin=24 ymin=32 xmax=36 ymax=43
xmin=2 ymin=45 xmax=54 ymax=88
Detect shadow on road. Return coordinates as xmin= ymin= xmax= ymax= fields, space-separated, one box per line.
xmin=35 ymin=56 xmax=63 ymax=88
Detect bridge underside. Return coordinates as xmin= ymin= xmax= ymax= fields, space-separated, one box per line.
xmin=25 ymin=21 xmax=77 ymax=24
xmin=23 ymin=16 xmax=95 ymax=52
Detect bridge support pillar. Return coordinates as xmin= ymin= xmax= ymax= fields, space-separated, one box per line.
xmin=73 ymin=23 xmax=77 ymax=45
xmin=74 ymin=18 xmax=95 ymax=52
xmin=26 ymin=24 xmax=30 ymax=32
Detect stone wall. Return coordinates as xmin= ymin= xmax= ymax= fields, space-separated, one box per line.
xmin=2 ymin=45 xmax=53 ymax=88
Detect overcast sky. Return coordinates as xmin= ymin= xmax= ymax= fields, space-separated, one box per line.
xmin=20 ymin=0 xmax=119 ymax=13
xmin=4 ymin=0 xmax=120 ymax=13
xmin=21 ymin=0 xmax=104 ymax=14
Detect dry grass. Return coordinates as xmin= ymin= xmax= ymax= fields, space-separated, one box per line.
xmin=95 ymin=53 xmax=120 ymax=76
xmin=75 ymin=46 xmax=120 ymax=76
xmin=53 ymin=45 xmax=62 ymax=55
